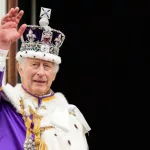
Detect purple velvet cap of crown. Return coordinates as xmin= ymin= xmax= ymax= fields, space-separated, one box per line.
xmin=23 ymin=26 xmax=43 ymax=42
xmin=21 ymin=26 xmax=65 ymax=48
xmin=20 ymin=25 xmax=65 ymax=55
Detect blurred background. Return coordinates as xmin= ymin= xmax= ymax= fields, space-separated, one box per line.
xmin=1 ymin=0 xmax=114 ymax=149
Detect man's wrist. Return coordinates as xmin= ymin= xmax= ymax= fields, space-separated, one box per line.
xmin=0 ymin=30 xmax=11 ymax=50
xmin=0 ymin=42 xmax=10 ymax=50
xmin=0 ymin=45 xmax=10 ymax=50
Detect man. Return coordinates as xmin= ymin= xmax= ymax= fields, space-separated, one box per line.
xmin=0 ymin=7 xmax=91 ymax=150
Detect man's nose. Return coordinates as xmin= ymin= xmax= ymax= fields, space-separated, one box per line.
xmin=37 ymin=66 xmax=45 ymax=76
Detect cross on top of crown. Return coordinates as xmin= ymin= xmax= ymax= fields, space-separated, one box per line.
xmin=39 ymin=7 xmax=52 ymax=27
xmin=40 ymin=7 xmax=52 ymax=20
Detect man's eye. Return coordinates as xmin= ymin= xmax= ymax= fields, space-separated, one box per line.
xmin=32 ymin=64 xmax=37 ymax=66
xmin=44 ymin=65 xmax=50 ymax=68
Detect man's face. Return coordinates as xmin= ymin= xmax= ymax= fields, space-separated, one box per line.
xmin=18 ymin=58 xmax=56 ymax=96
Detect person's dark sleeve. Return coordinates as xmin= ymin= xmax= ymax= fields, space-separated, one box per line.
xmin=0 ymin=71 xmax=4 ymax=101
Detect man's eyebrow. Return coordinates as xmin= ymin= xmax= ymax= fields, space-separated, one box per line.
xmin=44 ymin=61 xmax=54 ymax=65
xmin=29 ymin=61 xmax=39 ymax=64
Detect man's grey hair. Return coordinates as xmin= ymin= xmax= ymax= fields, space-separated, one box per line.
xmin=17 ymin=57 xmax=59 ymax=73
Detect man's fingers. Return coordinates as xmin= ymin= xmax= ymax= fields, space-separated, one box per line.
xmin=8 ymin=7 xmax=19 ymax=17
xmin=6 ymin=7 xmax=21 ymax=20
xmin=1 ymin=9 xmax=24 ymax=25
xmin=7 ymin=8 xmax=15 ymax=17
xmin=16 ymin=10 xmax=24 ymax=24
xmin=13 ymin=7 xmax=19 ymax=16
xmin=1 ymin=16 xmax=5 ymax=25
xmin=18 ymin=24 xmax=27 ymax=38
xmin=1 ymin=9 xmax=15 ymax=25
xmin=1 ymin=14 xmax=10 ymax=25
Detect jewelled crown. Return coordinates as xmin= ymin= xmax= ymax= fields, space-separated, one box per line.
xmin=16 ymin=7 xmax=65 ymax=64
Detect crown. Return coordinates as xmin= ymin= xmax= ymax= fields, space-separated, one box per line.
xmin=16 ymin=7 xmax=65 ymax=64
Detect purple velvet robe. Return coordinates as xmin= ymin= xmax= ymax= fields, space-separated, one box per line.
xmin=0 ymin=71 xmax=26 ymax=150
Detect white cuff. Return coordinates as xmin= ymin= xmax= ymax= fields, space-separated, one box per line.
xmin=0 ymin=49 xmax=9 ymax=57
xmin=0 ymin=49 xmax=9 ymax=71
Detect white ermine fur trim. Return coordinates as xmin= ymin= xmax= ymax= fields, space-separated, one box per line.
xmin=38 ymin=92 xmax=69 ymax=129
xmin=54 ymin=92 xmax=69 ymax=105
xmin=2 ymin=83 xmax=90 ymax=150
xmin=2 ymin=83 xmax=22 ymax=113
xmin=68 ymin=105 xmax=91 ymax=133
xmin=16 ymin=51 xmax=61 ymax=64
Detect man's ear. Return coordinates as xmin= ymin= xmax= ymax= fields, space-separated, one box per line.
xmin=52 ymin=73 xmax=56 ymax=81
xmin=17 ymin=63 xmax=23 ymax=77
